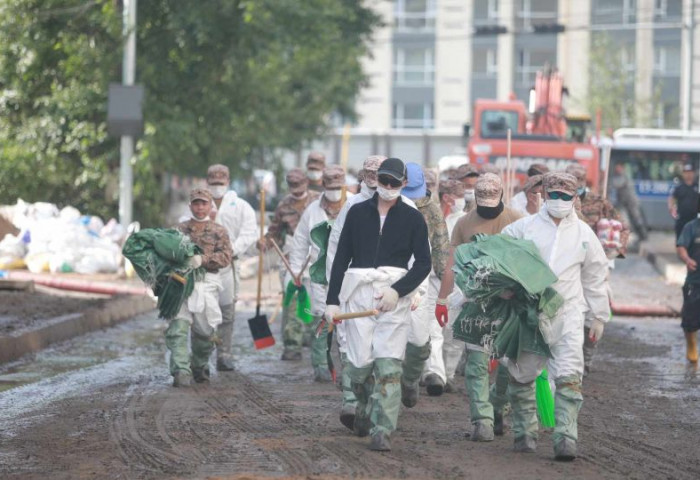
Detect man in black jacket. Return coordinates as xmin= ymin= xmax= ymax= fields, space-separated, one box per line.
xmin=326 ymin=157 xmax=431 ymax=452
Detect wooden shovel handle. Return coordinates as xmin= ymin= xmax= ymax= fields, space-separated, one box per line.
xmin=270 ymin=238 xmax=295 ymax=276
xmin=333 ymin=309 xmax=379 ymax=321
xmin=257 ymin=189 xmax=265 ymax=307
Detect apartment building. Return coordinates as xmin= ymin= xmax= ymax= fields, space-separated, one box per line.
xmin=294 ymin=0 xmax=696 ymax=168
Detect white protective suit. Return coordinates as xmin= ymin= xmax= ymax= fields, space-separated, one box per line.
xmin=424 ymin=209 xmax=466 ymax=382
xmin=176 ymin=271 xmax=225 ymax=337
xmin=289 ymin=193 xmax=353 ymax=315
xmin=214 ymin=190 xmax=258 ymax=306
xmin=509 ymin=191 xmax=528 ymax=216
xmin=339 ymin=267 xmax=413 ymax=367
xmin=501 ymin=203 xmax=610 ymax=383
xmin=326 ymin=185 xmax=415 ymax=353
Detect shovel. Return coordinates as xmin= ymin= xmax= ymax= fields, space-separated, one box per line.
xmin=248 ymin=188 xmax=275 ymax=350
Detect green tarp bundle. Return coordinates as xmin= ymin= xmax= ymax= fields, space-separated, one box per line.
xmin=122 ymin=228 xmax=204 ymax=320
xmin=452 ymin=234 xmax=563 ymax=360
xmin=283 ymin=280 xmax=314 ymax=324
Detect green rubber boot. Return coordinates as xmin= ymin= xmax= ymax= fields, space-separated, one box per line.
xmin=508 ymin=377 xmax=538 ymax=452
xmin=370 ymin=358 xmax=403 ymax=437
xmin=165 ymin=318 xmax=191 ymax=377
xmin=490 ymin=363 xmax=510 ymax=436
xmin=401 ymin=341 xmax=431 ymax=408
xmin=191 ymin=331 xmax=215 ymax=383
xmin=348 ymin=363 xmax=374 ymax=437
xmin=553 ymin=375 xmax=583 ymax=461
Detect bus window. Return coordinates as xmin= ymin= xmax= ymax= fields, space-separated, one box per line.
xmin=611 ymin=151 xmax=699 ymax=196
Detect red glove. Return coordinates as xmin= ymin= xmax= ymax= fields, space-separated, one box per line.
xmin=435 ymin=300 xmax=448 ymax=327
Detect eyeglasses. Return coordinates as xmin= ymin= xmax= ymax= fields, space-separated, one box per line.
xmin=547 ymin=191 xmax=574 ymax=201
xmin=378 ymin=174 xmax=403 ymax=188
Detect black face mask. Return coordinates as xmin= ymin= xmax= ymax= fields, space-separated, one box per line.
xmin=477 ymin=201 xmax=504 ymax=219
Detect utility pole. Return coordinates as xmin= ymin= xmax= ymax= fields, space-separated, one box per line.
xmin=683 ymin=0 xmax=694 ymax=131
xmin=119 ymin=0 xmax=137 ymax=227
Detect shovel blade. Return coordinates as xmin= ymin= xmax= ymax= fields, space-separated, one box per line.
xmin=248 ymin=314 xmax=275 ymax=350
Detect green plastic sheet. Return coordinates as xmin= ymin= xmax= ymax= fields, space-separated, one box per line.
xmin=309 ymin=220 xmax=331 ymax=285
xmin=452 ymin=234 xmax=563 ymax=360
xmin=283 ymin=280 xmax=314 ymax=324
xmin=122 ymin=228 xmax=204 ymax=320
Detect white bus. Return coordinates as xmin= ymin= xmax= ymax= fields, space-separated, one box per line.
xmin=609 ymin=128 xmax=700 ymax=230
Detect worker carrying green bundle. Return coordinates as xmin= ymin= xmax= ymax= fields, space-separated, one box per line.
xmin=124 ymin=188 xmax=233 ymax=387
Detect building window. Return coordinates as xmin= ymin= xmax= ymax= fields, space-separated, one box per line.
xmin=392 ymin=102 xmax=434 ymax=129
xmin=620 ymin=46 xmax=635 ymax=75
xmin=473 ymin=48 xmax=498 ymax=78
xmin=655 ymin=102 xmax=665 ymax=128
xmin=593 ymin=0 xmax=636 ymax=24
xmin=517 ymin=0 xmax=558 ymax=30
xmin=654 ymin=47 xmax=666 ymax=73
xmin=394 ymin=0 xmax=436 ymax=31
xmin=654 ymin=0 xmax=667 ymax=18
xmin=488 ymin=0 xmax=499 ymax=20
xmin=653 ymin=45 xmax=680 ymax=75
xmin=394 ymin=47 xmax=435 ymax=86
xmin=516 ymin=49 xmax=556 ymax=87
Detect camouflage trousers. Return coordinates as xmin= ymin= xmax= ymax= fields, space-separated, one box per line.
xmin=281 ymin=294 xmax=315 ymax=352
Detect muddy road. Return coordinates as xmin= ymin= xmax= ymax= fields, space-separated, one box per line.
xmin=1 ymin=255 xmax=699 ymax=479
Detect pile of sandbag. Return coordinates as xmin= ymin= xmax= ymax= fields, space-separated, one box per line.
xmin=0 ymin=199 xmax=127 ymax=274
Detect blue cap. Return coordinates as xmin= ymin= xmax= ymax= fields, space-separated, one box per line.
xmin=402 ymin=162 xmax=427 ymax=199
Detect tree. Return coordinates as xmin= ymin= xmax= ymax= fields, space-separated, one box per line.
xmin=586 ymin=32 xmax=664 ymax=132
xmin=0 ymin=0 xmax=380 ymax=225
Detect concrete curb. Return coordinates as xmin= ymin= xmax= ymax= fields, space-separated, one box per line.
xmin=639 ymin=243 xmax=686 ymax=286
xmin=0 ymin=295 xmax=156 ymax=365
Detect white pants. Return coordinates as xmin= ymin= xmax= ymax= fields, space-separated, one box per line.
xmin=505 ymin=323 xmax=585 ymax=384
xmin=218 ymin=263 xmax=239 ymax=308
xmin=178 ymin=271 xmax=224 ymax=337
xmin=423 ymin=285 xmax=465 ymax=382
xmin=341 ymin=267 xmax=412 ymax=368
xmin=407 ymin=274 xmax=438 ymax=347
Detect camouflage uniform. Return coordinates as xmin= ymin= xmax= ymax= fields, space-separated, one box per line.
xmin=167 ymin=189 xmax=233 ymax=385
xmin=268 ymin=169 xmax=320 ymax=361
xmin=414 ymin=196 xmax=449 ymax=280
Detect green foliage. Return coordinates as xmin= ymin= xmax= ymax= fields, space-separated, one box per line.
xmin=587 ymin=33 xmax=664 ymax=131
xmin=0 ymin=0 xmax=379 ymax=225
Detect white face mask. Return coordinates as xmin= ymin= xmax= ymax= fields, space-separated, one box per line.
xmin=464 ymin=189 xmax=475 ymax=202
xmin=361 ymin=183 xmax=376 ymax=197
xmin=208 ymin=185 xmax=227 ymax=199
xmin=547 ymin=199 xmax=574 ymax=219
xmin=291 ymin=190 xmax=308 ymax=200
xmin=377 ymin=185 xmax=401 ymax=201
xmin=190 ymin=212 xmax=209 ymax=222
xmin=324 ymin=189 xmax=342 ymax=202
xmin=307 ymin=170 xmax=323 ymax=181
xmin=452 ymin=198 xmax=466 ymax=213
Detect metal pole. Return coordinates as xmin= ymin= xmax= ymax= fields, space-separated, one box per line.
xmin=682 ymin=0 xmax=694 ymax=130
xmin=119 ymin=0 xmax=137 ymax=227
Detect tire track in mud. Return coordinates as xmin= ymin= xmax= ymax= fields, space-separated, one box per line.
xmin=582 ymin=430 xmax=699 ymax=480
xmin=197 ymin=372 xmax=382 ymax=476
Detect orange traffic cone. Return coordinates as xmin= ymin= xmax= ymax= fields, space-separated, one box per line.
xmin=685 ymin=331 xmax=698 ymax=363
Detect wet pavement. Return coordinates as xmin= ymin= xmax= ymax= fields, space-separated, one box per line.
xmin=0 ymin=255 xmax=699 ymax=479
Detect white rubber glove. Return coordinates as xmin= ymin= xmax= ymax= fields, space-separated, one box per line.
xmin=188 ymin=254 xmax=203 ymax=269
xmin=410 ymin=293 xmax=421 ymax=311
xmin=375 ymin=287 xmax=399 ymax=312
xmin=588 ymin=319 xmax=605 ymax=342
xmin=325 ymin=304 xmax=341 ymax=324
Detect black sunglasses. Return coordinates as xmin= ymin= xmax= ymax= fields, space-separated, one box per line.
xmin=378 ymin=174 xmax=403 ymax=188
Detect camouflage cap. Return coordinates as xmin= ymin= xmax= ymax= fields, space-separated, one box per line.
xmin=423 ymin=167 xmax=438 ymax=188
xmin=453 ymin=163 xmax=480 ymax=179
xmin=565 ymin=163 xmax=587 ymax=184
xmin=306 ymin=151 xmax=326 ymax=169
xmin=286 ymin=168 xmax=308 ymax=194
xmin=523 ymin=174 xmax=543 ymax=193
xmin=190 ymin=187 xmax=212 ymax=204
xmin=480 ymin=163 xmax=502 ymax=176
xmin=207 ymin=164 xmax=230 ymax=184
xmin=543 ymin=172 xmax=577 ymax=195
xmin=362 ymin=155 xmax=386 ymax=172
xmin=475 ymin=173 xmax=503 ymax=207
xmin=527 ymin=163 xmax=550 ymax=176
xmin=439 ymin=179 xmax=465 ymax=197
xmin=322 ymin=165 xmax=346 ymax=189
